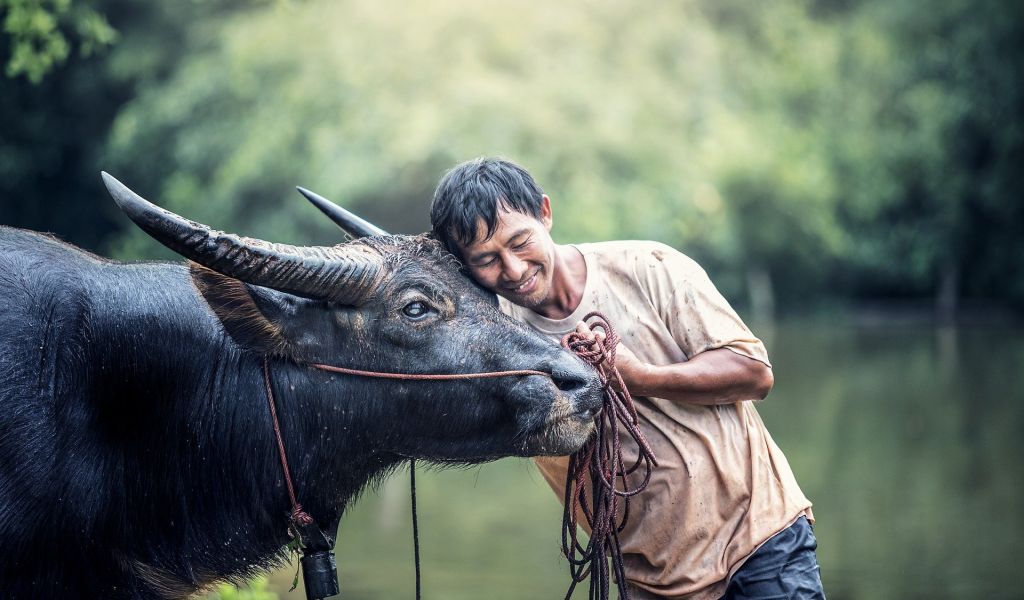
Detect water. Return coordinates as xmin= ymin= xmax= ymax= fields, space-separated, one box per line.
xmin=261 ymin=321 xmax=1024 ymax=599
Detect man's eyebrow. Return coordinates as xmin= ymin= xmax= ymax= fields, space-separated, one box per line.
xmin=467 ymin=249 xmax=497 ymax=263
xmin=467 ymin=228 xmax=532 ymax=262
xmin=507 ymin=229 xmax=532 ymax=243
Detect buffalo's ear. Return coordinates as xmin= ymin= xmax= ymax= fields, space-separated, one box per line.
xmin=189 ymin=263 xmax=293 ymax=357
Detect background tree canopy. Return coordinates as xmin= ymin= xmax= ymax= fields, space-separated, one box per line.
xmin=2 ymin=0 xmax=1021 ymax=317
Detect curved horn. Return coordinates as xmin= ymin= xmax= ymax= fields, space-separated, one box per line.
xmin=296 ymin=186 xmax=389 ymax=238
xmin=101 ymin=172 xmax=383 ymax=305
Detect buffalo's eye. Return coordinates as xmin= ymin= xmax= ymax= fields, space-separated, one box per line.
xmin=402 ymin=301 xmax=431 ymax=320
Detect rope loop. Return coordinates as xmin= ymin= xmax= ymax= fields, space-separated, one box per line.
xmin=559 ymin=312 xmax=658 ymax=600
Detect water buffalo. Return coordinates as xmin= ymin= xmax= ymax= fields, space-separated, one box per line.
xmin=0 ymin=174 xmax=603 ymax=599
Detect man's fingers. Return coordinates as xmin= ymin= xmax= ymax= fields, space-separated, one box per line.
xmin=575 ymin=321 xmax=598 ymax=342
xmin=575 ymin=321 xmax=609 ymax=347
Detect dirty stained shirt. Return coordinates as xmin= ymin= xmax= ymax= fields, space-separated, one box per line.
xmin=499 ymin=241 xmax=813 ymax=600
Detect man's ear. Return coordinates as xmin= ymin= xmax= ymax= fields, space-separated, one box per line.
xmin=540 ymin=195 xmax=553 ymax=231
xmin=189 ymin=263 xmax=293 ymax=357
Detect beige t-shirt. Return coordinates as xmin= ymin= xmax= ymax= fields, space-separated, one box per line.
xmin=499 ymin=241 xmax=813 ymax=600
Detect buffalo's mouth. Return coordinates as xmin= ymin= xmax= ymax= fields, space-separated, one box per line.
xmin=520 ymin=391 xmax=601 ymax=456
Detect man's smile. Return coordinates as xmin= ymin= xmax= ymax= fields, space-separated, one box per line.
xmin=505 ymin=266 xmax=541 ymax=295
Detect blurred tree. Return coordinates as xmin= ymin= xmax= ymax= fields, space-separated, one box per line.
xmin=1 ymin=0 xmax=117 ymax=83
xmin=103 ymin=1 xmax=730 ymax=258
xmin=0 ymin=0 xmax=271 ymax=250
xmin=699 ymin=0 xmax=847 ymax=318
xmin=823 ymin=0 xmax=1024 ymax=314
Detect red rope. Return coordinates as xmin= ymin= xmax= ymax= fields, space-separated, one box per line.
xmin=262 ymin=358 xmax=314 ymax=527
xmin=559 ymin=312 xmax=658 ymax=600
xmin=311 ymin=363 xmax=547 ymax=380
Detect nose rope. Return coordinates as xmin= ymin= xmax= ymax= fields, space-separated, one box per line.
xmin=310 ymin=363 xmax=548 ymax=380
xmin=559 ymin=312 xmax=659 ymax=600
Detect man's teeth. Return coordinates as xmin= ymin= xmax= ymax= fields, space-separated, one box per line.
xmin=515 ymin=273 xmax=536 ymax=292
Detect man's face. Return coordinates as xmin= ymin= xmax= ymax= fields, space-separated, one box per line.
xmin=456 ymin=196 xmax=556 ymax=310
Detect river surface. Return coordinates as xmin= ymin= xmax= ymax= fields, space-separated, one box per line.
xmin=262 ymin=321 xmax=1024 ymax=599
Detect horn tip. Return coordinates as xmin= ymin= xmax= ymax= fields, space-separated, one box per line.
xmin=100 ymin=171 xmax=133 ymax=209
xmin=295 ymin=186 xmax=320 ymax=202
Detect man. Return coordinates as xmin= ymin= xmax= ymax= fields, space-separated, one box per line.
xmin=429 ymin=157 xmax=824 ymax=599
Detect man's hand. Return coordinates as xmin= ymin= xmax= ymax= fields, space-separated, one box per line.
xmin=574 ymin=321 xmax=649 ymax=394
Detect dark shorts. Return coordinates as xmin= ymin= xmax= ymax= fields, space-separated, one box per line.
xmin=722 ymin=516 xmax=825 ymax=600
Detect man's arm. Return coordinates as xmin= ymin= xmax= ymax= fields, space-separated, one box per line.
xmin=578 ymin=322 xmax=773 ymax=406
xmin=618 ymin=345 xmax=773 ymax=405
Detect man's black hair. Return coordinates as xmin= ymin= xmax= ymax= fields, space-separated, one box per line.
xmin=430 ymin=157 xmax=545 ymax=258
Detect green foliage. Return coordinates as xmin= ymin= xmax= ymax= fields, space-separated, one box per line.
xmin=105 ymin=1 xmax=731 ymax=250
xmin=204 ymin=576 xmax=278 ymax=600
xmin=829 ymin=0 xmax=1024 ymax=312
xmin=0 ymin=0 xmax=270 ymax=252
xmin=1 ymin=0 xmax=116 ymax=82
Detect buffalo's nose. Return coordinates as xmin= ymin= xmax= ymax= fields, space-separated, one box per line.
xmin=548 ymin=357 xmax=604 ymax=418
xmin=548 ymin=356 xmax=597 ymax=393
xmin=552 ymin=369 xmax=590 ymax=393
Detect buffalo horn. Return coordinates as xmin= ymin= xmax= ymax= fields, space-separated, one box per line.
xmin=296 ymin=186 xmax=389 ymax=238
xmin=101 ymin=172 xmax=383 ymax=305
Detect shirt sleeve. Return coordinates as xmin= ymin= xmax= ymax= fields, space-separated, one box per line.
xmin=646 ymin=246 xmax=771 ymax=367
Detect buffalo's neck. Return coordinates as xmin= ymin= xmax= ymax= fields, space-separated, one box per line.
xmin=82 ymin=263 xmax=398 ymax=585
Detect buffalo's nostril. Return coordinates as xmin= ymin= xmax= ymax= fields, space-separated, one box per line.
xmin=553 ymin=372 xmax=589 ymax=393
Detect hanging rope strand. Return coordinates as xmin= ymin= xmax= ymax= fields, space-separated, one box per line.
xmin=262 ymin=358 xmax=314 ymax=528
xmin=559 ymin=312 xmax=659 ymax=600
xmin=410 ymin=459 xmax=422 ymax=600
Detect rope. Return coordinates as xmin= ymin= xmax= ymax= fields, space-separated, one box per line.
xmin=559 ymin=312 xmax=658 ymax=600
xmin=312 ymin=363 xmax=547 ymax=380
xmin=262 ymin=358 xmax=314 ymax=528
xmin=410 ymin=459 xmax=422 ymax=600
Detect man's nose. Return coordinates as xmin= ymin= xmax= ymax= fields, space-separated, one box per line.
xmin=501 ymin=253 xmax=529 ymax=282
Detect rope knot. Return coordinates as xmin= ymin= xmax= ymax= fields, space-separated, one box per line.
xmin=291 ymin=505 xmax=314 ymax=527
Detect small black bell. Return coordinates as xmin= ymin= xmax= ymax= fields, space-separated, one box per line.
xmin=301 ymin=550 xmax=339 ymax=599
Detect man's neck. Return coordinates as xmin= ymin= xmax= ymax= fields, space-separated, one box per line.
xmin=533 ymin=244 xmax=587 ymax=320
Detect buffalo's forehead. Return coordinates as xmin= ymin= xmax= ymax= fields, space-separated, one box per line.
xmin=355 ymin=234 xmax=467 ymax=289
